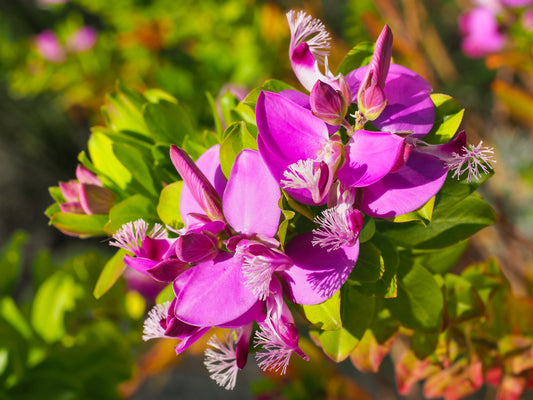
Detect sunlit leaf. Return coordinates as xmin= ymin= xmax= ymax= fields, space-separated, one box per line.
xmin=336 ymin=41 xmax=374 ymax=75
xmin=424 ymin=94 xmax=465 ymax=145
xmin=93 ymin=250 xmax=127 ymax=300
xmin=49 ymin=213 xmax=108 ymax=238
xmin=106 ymin=194 xmax=159 ymax=234
xmin=302 ymin=290 xmax=341 ymax=331
xmin=156 ymin=181 xmax=184 ymax=230
xmin=444 ymin=273 xmax=485 ymax=324
xmin=219 ymin=121 xmax=258 ymax=178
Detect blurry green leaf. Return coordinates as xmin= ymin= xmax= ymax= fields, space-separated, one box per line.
xmin=112 ymin=142 xmax=160 ymax=198
xmin=230 ymin=102 xmax=257 ymax=126
xmin=411 ymin=331 xmax=439 ymax=359
xmin=424 ymin=94 xmax=465 ymax=145
xmin=379 ymin=192 xmax=496 ymax=249
xmin=348 ymin=242 xmax=384 ymax=284
xmin=0 ymin=319 xmax=28 ymax=384
xmin=206 ymin=92 xmax=223 ymax=140
xmin=155 ymin=284 xmax=175 ymax=304
xmin=91 ymin=126 xmax=153 ymax=151
xmin=0 ymin=231 xmax=27 ymax=295
xmin=31 ymin=271 xmax=80 ymax=343
xmin=0 ymin=298 xmax=32 ymax=340
xmin=143 ymin=88 xmax=177 ymax=104
xmin=220 ymin=122 xmax=258 ymax=178
xmin=48 ymin=186 xmax=65 ymax=204
xmin=87 ymin=131 xmax=132 ymax=192
xmin=31 ymin=250 xmax=56 ymax=291
xmin=93 ymin=250 xmax=127 ymax=300
xmin=444 ymin=274 xmax=485 ymax=324
xmin=218 ymin=90 xmax=239 ymax=127
xmin=411 ymin=241 xmax=468 ymax=275
xmin=157 ymin=181 xmax=184 ymax=230
xmin=386 ymin=261 xmax=443 ymax=332
xmin=302 ymin=290 xmax=341 ymax=331
xmin=151 ymin=143 xmax=180 ymax=184
xmin=106 ymin=194 xmax=159 ymax=234
xmin=143 ymin=100 xmax=194 ymax=144
xmin=49 ymin=213 xmax=108 ymax=238
xmin=391 ymin=196 xmax=435 ymax=225
xmin=461 ymin=258 xmax=505 ymax=305
xmin=336 ymin=41 xmax=374 ymax=75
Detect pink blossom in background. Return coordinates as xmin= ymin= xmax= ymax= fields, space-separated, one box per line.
xmin=501 ymin=0 xmax=533 ymax=7
xmin=37 ymin=0 xmax=70 ymax=6
xmin=34 ymin=30 xmax=66 ymax=63
xmin=459 ymin=7 xmax=506 ymax=57
xmin=66 ymin=26 xmax=98 ymax=53
xmin=522 ymin=9 xmax=533 ymax=30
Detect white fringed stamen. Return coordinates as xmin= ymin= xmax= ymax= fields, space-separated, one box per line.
xmin=312 ymin=205 xmax=359 ymax=251
xmin=142 ymin=301 xmax=171 ymax=341
xmin=254 ymin=319 xmax=293 ymax=375
xmin=242 ymin=256 xmax=274 ymax=302
xmin=447 ymin=141 xmax=496 ymax=183
xmin=204 ymin=332 xmax=240 ymax=390
xmin=287 ymin=10 xmax=331 ymax=64
xmin=281 ymin=159 xmax=322 ymax=195
xmin=110 ymin=219 xmax=168 ymax=254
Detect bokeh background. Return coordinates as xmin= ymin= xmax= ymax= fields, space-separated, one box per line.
xmin=1 ymin=0 xmax=532 ymax=398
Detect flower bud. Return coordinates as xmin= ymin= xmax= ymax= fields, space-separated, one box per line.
xmin=310 ymin=77 xmax=351 ymax=125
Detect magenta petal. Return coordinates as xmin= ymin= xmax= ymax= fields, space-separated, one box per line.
xmin=175 ymin=231 xmax=219 ymax=263
xmin=173 ymin=253 xmax=259 ymax=327
xmin=361 ymin=152 xmax=448 ymax=218
xmin=174 ymin=327 xmax=210 ymax=355
xmin=146 ymin=258 xmax=188 ymax=282
xmin=59 ymin=180 xmax=80 ymax=201
xmin=257 ymin=91 xmax=330 ymax=181
xmin=290 ymin=42 xmax=328 ymax=92
xmin=178 ymin=145 xmax=226 ymax=224
xmin=217 ymin=302 xmax=265 ymax=329
xmin=282 ymin=233 xmax=359 ymax=305
xmin=76 ymin=165 xmax=101 ymax=185
xmin=59 ymin=201 xmax=84 ymax=214
xmin=347 ymin=64 xmax=434 ymax=137
xmin=79 ymin=184 xmax=115 ymax=214
xmin=223 ymin=150 xmax=281 ymax=237
xmin=337 ymin=130 xmax=405 ymax=187
xmin=123 ymin=255 xmax=157 ymax=275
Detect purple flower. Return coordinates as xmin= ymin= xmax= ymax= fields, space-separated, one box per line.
xmin=356 ymin=25 xmax=393 ymax=122
xmin=59 ymin=165 xmax=115 ymax=215
xmin=459 ymin=7 xmax=506 ymax=58
xmin=286 ymin=10 xmax=338 ymax=92
xmin=66 ymin=26 xmax=98 ymax=53
xmin=34 ymin=30 xmax=66 ymax=63
xmin=501 ymin=0 xmax=533 ymax=7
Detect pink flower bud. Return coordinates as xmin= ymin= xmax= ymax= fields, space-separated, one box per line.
xmin=34 ymin=30 xmax=66 ymax=63
xmin=310 ymin=77 xmax=351 ymax=125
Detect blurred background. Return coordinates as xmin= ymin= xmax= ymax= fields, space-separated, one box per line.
xmin=0 ymin=0 xmax=532 ymax=398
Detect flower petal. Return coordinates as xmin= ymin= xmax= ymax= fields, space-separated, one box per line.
xmin=282 ymin=232 xmax=359 ymax=305
xmin=361 ymin=152 xmax=448 ymax=218
xmin=347 ymin=64 xmax=434 ymax=137
xmin=173 ymin=253 xmax=260 ymax=327
xmin=177 ymin=145 xmax=226 ymax=224
xmin=337 ymin=130 xmax=405 ymax=187
xmin=223 ymin=150 xmax=281 ymax=237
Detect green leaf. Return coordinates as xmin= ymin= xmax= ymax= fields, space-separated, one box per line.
xmin=106 ymin=194 xmax=159 ymax=234
xmin=461 ymin=258 xmax=505 ymax=305
xmin=48 ymin=186 xmax=65 ymax=204
xmin=0 ymin=297 xmax=32 ymax=341
xmin=336 ymin=41 xmax=374 ymax=76
xmin=112 ymin=142 xmax=160 ymax=198
xmin=359 ymin=216 xmax=375 ymax=243
xmin=309 ymin=328 xmax=359 ymax=362
xmin=411 ymin=331 xmax=439 ymax=359
xmin=155 ymin=284 xmax=175 ymax=304
xmin=391 ymin=196 xmax=435 ymax=225
xmin=0 ymin=231 xmax=27 ymax=295
xmin=143 ymin=100 xmax=194 ymax=144
xmin=103 ymin=82 xmax=149 ymax=136
xmin=31 ymin=271 xmax=80 ymax=343
xmin=93 ymin=250 xmax=127 ymax=300
xmin=341 ymin=286 xmax=376 ymax=339
xmin=357 ymin=234 xmax=399 ymax=298
xmin=157 ymin=181 xmax=184 ymax=230
xmin=219 ymin=122 xmax=258 ymax=178
xmin=411 ymin=241 xmax=468 ymax=275
xmin=348 ymin=242 xmax=384 ymax=284
xmin=49 ymin=213 xmax=108 ymax=238
xmin=424 ymin=94 xmax=465 ymax=145
xmin=87 ymin=131 xmax=132 ymax=191
xmin=218 ymin=90 xmax=240 ymax=127
xmin=385 ymin=261 xmax=443 ymax=332
xmin=242 ymin=79 xmax=296 ymax=108
xmin=378 ymin=192 xmax=496 ymax=249
xmin=0 ymin=319 xmax=28 ymax=383
xmin=444 ymin=274 xmax=485 ymax=324
xmin=302 ymin=290 xmax=342 ymax=331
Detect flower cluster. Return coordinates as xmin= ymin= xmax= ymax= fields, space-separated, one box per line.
xmin=103 ymin=10 xmax=495 ymax=390
xmin=459 ymin=0 xmax=533 ymax=57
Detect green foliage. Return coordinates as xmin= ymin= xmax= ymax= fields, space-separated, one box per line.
xmin=0 ymin=231 xmax=27 ymax=296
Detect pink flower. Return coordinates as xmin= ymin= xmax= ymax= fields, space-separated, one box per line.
xmin=66 ymin=26 xmax=98 ymax=53
xmin=459 ymin=7 xmax=506 ymax=57
xmin=34 ymin=30 xmax=66 ymax=63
